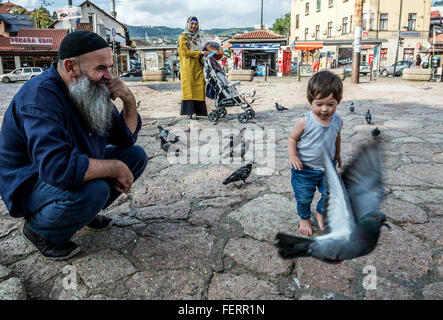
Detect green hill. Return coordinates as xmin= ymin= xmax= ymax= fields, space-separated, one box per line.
xmin=126 ymin=25 xmax=254 ymax=40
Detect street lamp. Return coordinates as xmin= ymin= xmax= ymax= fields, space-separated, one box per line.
xmin=260 ymin=0 xmax=264 ymax=30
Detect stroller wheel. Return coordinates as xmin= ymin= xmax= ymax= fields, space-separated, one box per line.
xmin=208 ymin=111 xmax=220 ymax=122
xmin=218 ymin=108 xmax=227 ymax=118
xmin=246 ymin=109 xmax=255 ymax=119
xmin=238 ymin=112 xmax=249 ymax=124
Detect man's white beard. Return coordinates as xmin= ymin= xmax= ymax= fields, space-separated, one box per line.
xmin=68 ymin=73 xmax=114 ymax=136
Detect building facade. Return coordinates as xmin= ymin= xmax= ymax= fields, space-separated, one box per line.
xmin=50 ymin=1 xmax=132 ymax=73
xmin=290 ymin=0 xmax=432 ymax=70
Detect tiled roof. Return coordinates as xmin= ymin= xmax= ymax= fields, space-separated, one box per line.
xmin=0 ymin=28 xmax=68 ymax=52
xmin=232 ymin=29 xmax=286 ymax=40
xmin=0 ymin=2 xmax=24 ymax=14
xmin=75 ymin=23 xmax=93 ymax=31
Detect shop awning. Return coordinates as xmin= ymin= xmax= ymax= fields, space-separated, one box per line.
xmin=291 ymin=41 xmax=323 ymax=50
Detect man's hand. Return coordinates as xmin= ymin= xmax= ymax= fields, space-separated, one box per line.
xmin=107 ymin=78 xmax=136 ymax=106
xmin=289 ymin=155 xmax=303 ymax=170
xmin=107 ymin=77 xmax=138 ymax=133
xmin=84 ymin=159 xmax=134 ymax=193
xmin=111 ymin=160 xmax=134 ymax=193
xmin=202 ymin=50 xmax=211 ymax=57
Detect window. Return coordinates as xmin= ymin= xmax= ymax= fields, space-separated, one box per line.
xmin=305 ymin=28 xmax=309 ymax=40
xmin=315 ymin=25 xmax=320 ymax=39
xmin=23 ymin=68 xmax=32 ymax=73
xmin=380 ymin=48 xmax=388 ymax=63
xmin=369 ymin=13 xmax=375 ymax=30
xmin=329 ymin=0 xmax=334 ymax=7
xmin=317 ymin=0 xmax=321 ymax=11
xmin=32 ymin=68 xmax=42 ymax=72
xmin=362 ymin=13 xmax=367 ymax=31
xmin=379 ymin=13 xmax=388 ymax=31
xmin=342 ymin=17 xmax=348 ymax=34
xmin=305 ymin=2 xmax=310 ymax=15
xmin=403 ymin=48 xmax=415 ymax=61
xmin=295 ymin=14 xmax=300 ymax=29
xmin=328 ymin=21 xmax=333 ymax=37
xmin=408 ymin=13 xmax=416 ymax=31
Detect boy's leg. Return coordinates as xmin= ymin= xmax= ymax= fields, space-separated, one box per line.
xmin=316 ymin=172 xmax=327 ymax=231
xmin=103 ymin=144 xmax=148 ymax=209
xmin=291 ymin=168 xmax=317 ymax=236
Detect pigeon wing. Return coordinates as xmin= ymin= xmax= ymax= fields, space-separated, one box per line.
xmin=316 ymin=146 xmax=356 ymax=241
xmin=340 ymin=142 xmax=384 ymax=221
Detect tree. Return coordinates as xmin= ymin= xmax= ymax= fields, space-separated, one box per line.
xmin=30 ymin=6 xmax=55 ymax=28
xmin=272 ymin=13 xmax=291 ymax=36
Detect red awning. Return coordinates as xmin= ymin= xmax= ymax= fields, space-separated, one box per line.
xmin=292 ymin=41 xmax=323 ymax=50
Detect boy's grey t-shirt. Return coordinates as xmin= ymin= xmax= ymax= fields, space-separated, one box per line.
xmin=297 ymin=111 xmax=342 ymax=170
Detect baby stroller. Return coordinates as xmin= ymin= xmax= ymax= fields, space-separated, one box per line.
xmin=204 ymin=55 xmax=256 ymax=124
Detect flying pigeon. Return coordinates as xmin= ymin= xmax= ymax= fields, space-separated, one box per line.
xmin=223 ymin=163 xmax=253 ymax=185
xmin=275 ymin=103 xmax=288 ymax=112
xmin=349 ymin=102 xmax=354 ymax=113
xmin=275 ymin=142 xmax=390 ymax=264
xmin=365 ymin=109 xmax=372 ymax=124
xmin=371 ymin=127 xmax=381 ymax=137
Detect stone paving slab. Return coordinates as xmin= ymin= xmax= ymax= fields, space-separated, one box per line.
xmin=0 ymin=78 xmax=442 ymax=300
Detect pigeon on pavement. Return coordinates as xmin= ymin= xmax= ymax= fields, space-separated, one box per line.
xmin=371 ymin=127 xmax=381 ymax=137
xmin=275 ymin=103 xmax=289 ymax=112
xmin=160 ymin=136 xmax=180 ymax=156
xmin=158 ymin=125 xmax=179 ymax=143
xmin=349 ymin=102 xmax=354 ymax=113
xmin=275 ymin=142 xmax=390 ymax=264
xmin=365 ymin=109 xmax=372 ymax=124
xmin=223 ymin=163 xmax=253 ymax=185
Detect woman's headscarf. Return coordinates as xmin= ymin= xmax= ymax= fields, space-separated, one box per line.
xmin=181 ymin=16 xmax=205 ymax=51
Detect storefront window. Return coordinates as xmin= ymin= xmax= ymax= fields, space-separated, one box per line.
xmin=20 ymin=56 xmax=34 ymax=67
xmin=2 ymin=56 xmax=15 ymax=73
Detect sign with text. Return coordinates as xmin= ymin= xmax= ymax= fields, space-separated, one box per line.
xmin=57 ymin=7 xmax=82 ymax=21
xmin=10 ymin=37 xmax=53 ymax=46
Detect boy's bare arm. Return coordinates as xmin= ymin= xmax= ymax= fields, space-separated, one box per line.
xmin=288 ymin=117 xmax=306 ymax=170
xmin=334 ymin=119 xmax=343 ymax=167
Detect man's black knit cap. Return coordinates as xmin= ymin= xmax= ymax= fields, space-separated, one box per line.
xmin=58 ymin=30 xmax=110 ymax=59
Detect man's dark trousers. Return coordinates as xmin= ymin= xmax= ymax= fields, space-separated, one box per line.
xmin=26 ymin=145 xmax=148 ymax=245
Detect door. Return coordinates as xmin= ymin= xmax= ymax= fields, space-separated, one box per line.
xmin=22 ymin=68 xmax=32 ymax=80
xmin=11 ymin=69 xmax=22 ymax=81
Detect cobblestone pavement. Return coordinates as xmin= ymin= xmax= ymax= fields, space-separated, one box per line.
xmin=0 ymin=76 xmax=442 ymax=300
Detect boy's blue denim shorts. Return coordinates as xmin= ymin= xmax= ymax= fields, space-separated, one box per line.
xmin=290 ymin=165 xmax=328 ymax=220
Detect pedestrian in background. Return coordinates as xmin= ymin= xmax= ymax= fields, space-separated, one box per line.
xmin=412 ymin=54 xmax=422 ymax=69
xmin=178 ymin=16 xmax=210 ymax=120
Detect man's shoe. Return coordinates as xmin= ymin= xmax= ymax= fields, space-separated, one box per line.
xmin=85 ymin=215 xmax=113 ymax=232
xmin=22 ymin=222 xmax=80 ymax=261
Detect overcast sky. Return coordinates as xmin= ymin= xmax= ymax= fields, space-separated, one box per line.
xmin=12 ymin=0 xmax=291 ymax=29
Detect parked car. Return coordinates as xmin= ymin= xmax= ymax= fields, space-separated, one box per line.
xmin=343 ymin=61 xmax=371 ymax=75
xmin=121 ymin=67 xmax=142 ymax=78
xmin=379 ymin=60 xmax=413 ymax=77
xmin=0 ymin=67 xmax=44 ymax=83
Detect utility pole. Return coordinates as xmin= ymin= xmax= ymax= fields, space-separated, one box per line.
xmin=260 ymin=0 xmax=264 ymax=29
xmin=393 ymin=0 xmax=403 ymax=76
xmin=351 ymin=0 xmax=364 ymax=84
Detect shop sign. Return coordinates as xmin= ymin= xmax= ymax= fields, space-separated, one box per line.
xmin=231 ymin=43 xmax=280 ymax=52
xmin=57 ymin=7 xmax=82 ymax=21
xmin=10 ymin=37 xmax=53 ymax=46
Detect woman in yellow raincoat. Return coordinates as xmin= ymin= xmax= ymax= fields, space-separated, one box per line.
xmin=178 ymin=16 xmax=210 ymax=120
